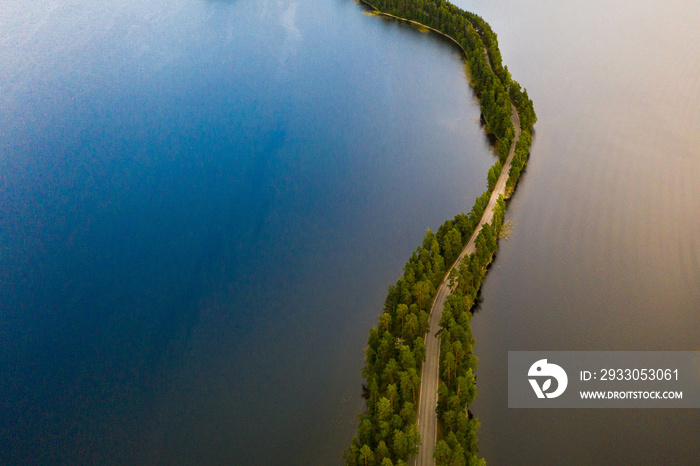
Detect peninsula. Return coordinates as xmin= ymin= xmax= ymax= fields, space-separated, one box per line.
xmin=345 ymin=2 xmax=536 ymax=465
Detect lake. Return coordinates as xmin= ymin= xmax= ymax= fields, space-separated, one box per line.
xmin=0 ymin=0 xmax=495 ymax=463
xmin=451 ymin=0 xmax=700 ymax=464
xmin=2 ymin=0 xmax=698 ymax=464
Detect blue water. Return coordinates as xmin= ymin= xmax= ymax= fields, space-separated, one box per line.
xmin=1 ymin=0 xmax=493 ymax=463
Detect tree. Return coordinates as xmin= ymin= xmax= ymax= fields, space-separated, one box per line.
xmin=487 ymin=160 xmax=502 ymax=191
xmin=399 ymin=345 xmax=416 ymax=372
xmin=405 ymin=423 xmax=421 ymax=456
xmin=399 ymin=402 xmax=416 ymax=425
xmin=393 ymin=429 xmax=408 ymax=459
xmin=344 ymin=440 xmax=359 ymax=466
xmin=450 ymin=439 xmax=467 ymax=466
xmin=378 ymin=332 xmax=393 ymax=363
xmin=380 ymin=312 xmax=392 ymax=333
xmin=404 ymin=314 xmax=419 ymax=341
xmin=377 ymin=397 xmax=392 ymax=422
xmin=413 ymin=336 xmax=426 ymax=365
xmin=443 ymin=409 xmax=456 ymax=433
xmin=443 ymin=351 xmax=456 ymax=382
xmin=464 ymin=418 xmax=481 ymax=454
xmin=379 ymin=420 xmax=392 ymax=443
xmin=408 ymin=368 xmax=421 ymax=405
xmin=434 ymin=439 xmax=453 ymax=465
xmin=383 ymin=358 xmax=399 ymax=386
xmin=457 ymin=370 xmax=477 ymax=407
xmin=419 ymin=310 xmax=430 ymax=336
xmin=436 ymin=382 xmax=449 ymax=417
xmin=453 ymin=340 xmax=464 ymax=369
xmin=359 ymin=417 xmax=373 ymax=446
xmin=400 ymin=371 xmax=413 ymax=404
xmin=391 ymin=413 xmax=404 ymax=432
xmin=422 ymin=228 xmax=436 ymax=251
xmin=368 ymin=377 xmax=380 ymax=413
xmin=432 ymin=253 xmax=445 ymax=283
xmin=396 ymin=304 xmax=409 ymax=330
xmin=376 ymin=441 xmax=390 ymax=464
xmin=412 ymin=281 xmax=432 ymax=311
xmin=439 ymin=304 xmax=453 ymax=329
xmin=359 ymin=444 xmax=374 ymax=466
xmin=387 ymin=383 xmax=399 ymax=410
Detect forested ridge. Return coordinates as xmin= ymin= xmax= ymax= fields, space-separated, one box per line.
xmin=343 ymin=194 xmax=493 ymax=465
xmin=361 ymin=0 xmax=536 ymax=158
xmin=432 ymin=197 xmax=505 ymax=466
xmin=345 ymin=1 xmax=536 ymax=464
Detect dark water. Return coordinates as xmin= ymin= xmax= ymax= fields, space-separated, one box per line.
xmin=0 ymin=0 xmax=495 ymax=463
xmin=450 ymin=0 xmax=700 ymax=464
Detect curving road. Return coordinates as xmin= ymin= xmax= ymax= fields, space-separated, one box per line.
xmin=414 ymin=105 xmax=521 ymax=465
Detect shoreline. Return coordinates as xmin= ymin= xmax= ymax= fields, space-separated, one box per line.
xmin=414 ymin=100 xmax=521 ymax=466
xmin=359 ymin=1 xmax=473 ymax=57
xmin=346 ymin=2 xmax=534 ymax=464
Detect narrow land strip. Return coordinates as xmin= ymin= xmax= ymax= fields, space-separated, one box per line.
xmin=415 ymin=106 xmax=521 ymax=465
xmin=355 ymin=2 xmax=526 ymax=463
xmin=360 ymin=1 xmax=475 ymax=60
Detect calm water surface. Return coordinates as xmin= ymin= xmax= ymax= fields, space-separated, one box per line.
xmin=1 ymin=0 xmax=494 ymax=463
xmin=4 ymin=0 xmax=698 ymax=464
xmin=452 ymin=0 xmax=699 ymax=464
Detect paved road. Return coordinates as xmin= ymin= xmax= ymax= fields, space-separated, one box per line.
xmin=414 ymin=106 xmax=521 ymax=465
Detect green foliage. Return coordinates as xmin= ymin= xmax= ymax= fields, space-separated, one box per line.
xmin=487 ymin=160 xmax=502 ymax=192
xmin=347 ymin=1 xmax=536 ymax=464
xmin=432 ymin=193 xmax=506 ymax=463
xmin=361 ymin=0 xmax=538 ymax=199
xmin=346 ymin=213 xmax=476 ymax=463
xmin=506 ymin=129 xmax=534 ymax=195
xmin=434 ymin=439 xmax=452 ymax=464
xmin=359 ymin=444 xmax=374 ymax=466
xmin=361 ymin=0 xmax=516 ymax=144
